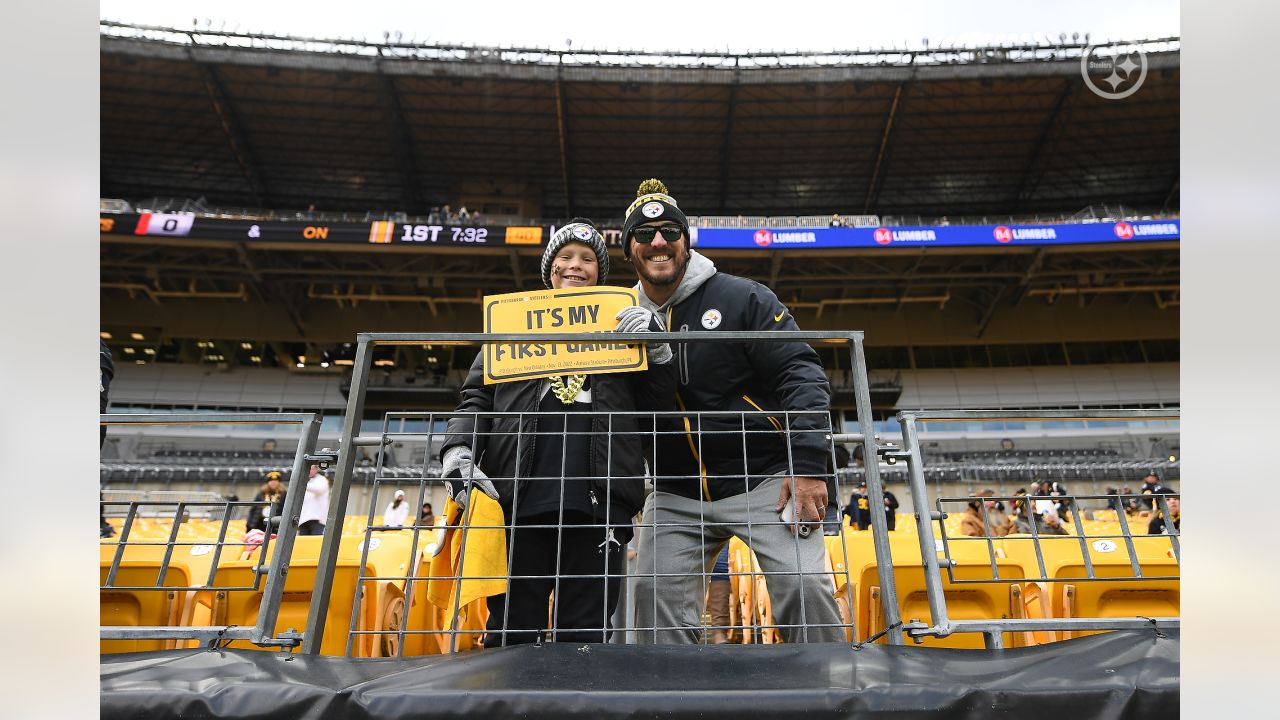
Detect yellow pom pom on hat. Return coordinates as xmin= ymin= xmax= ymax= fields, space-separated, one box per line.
xmin=621 ymin=178 xmax=689 ymax=258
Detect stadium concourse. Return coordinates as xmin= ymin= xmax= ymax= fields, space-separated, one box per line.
xmin=99 ymin=23 xmax=1179 ymax=720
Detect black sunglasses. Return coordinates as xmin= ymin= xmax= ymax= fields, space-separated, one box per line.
xmin=631 ymin=225 xmax=684 ymax=243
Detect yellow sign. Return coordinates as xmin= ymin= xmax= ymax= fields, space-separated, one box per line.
xmin=482 ymin=287 xmax=647 ymax=384
xmin=504 ymin=226 xmax=543 ymax=245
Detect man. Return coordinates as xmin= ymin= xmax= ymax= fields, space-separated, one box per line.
xmin=625 ymin=178 xmax=844 ymax=644
xmin=959 ymin=489 xmax=1008 ymax=537
xmin=1138 ymin=471 xmax=1174 ymax=510
xmin=842 ymin=481 xmax=872 ymax=530
xmin=880 ymin=485 xmax=900 ymax=531
xmin=298 ymin=464 xmax=330 ymax=536
xmin=1147 ymin=496 xmax=1180 ymax=535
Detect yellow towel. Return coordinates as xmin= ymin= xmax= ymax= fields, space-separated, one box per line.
xmin=426 ymin=489 xmax=508 ymax=620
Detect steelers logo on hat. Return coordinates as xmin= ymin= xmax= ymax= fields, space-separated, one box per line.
xmin=642 ymin=201 xmax=665 ymax=218
xmin=571 ymin=224 xmax=593 ymax=241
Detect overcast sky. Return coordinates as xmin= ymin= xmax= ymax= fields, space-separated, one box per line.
xmin=100 ymin=0 xmax=1179 ymax=53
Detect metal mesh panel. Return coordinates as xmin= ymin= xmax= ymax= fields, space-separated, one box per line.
xmin=99 ymin=412 xmax=320 ymax=649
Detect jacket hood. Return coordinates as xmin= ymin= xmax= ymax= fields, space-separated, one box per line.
xmin=634 ymin=250 xmax=717 ymax=312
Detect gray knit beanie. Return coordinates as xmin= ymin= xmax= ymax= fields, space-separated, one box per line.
xmin=541 ymin=220 xmax=608 ymax=288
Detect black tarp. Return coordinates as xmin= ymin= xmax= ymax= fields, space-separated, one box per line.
xmin=101 ymin=629 xmax=1178 ymax=719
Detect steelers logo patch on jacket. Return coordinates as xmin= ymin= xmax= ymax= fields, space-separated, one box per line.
xmin=701 ymin=309 xmax=722 ymax=329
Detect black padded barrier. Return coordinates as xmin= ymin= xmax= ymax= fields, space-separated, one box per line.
xmin=102 ymin=629 xmax=1177 ymax=719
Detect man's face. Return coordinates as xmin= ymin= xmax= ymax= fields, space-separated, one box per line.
xmin=628 ymin=221 xmax=688 ymax=289
xmin=1144 ymin=474 xmax=1158 ymax=485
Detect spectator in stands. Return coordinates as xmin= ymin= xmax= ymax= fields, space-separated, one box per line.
xmin=1049 ymin=480 xmax=1072 ymax=522
xmin=440 ymin=220 xmax=676 ymax=647
xmin=829 ymin=213 xmax=843 ymax=227
xmin=1138 ymin=471 xmax=1174 ymax=510
xmin=1147 ymin=496 xmax=1180 ymax=535
xmin=298 ymin=464 xmax=329 ymax=536
xmin=623 ymin=179 xmax=844 ymax=644
xmin=881 ymin=484 xmax=900 ymax=531
xmin=962 ymin=489 xmax=1009 ymax=537
xmin=428 ymin=206 xmax=441 ymax=224
xmin=419 ymin=502 xmax=435 ymax=527
xmin=843 ymin=481 xmax=872 ymax=530
xmin=305 ymin=203 xmax=316 ymax=220
xmin=1105 ymin=486 xmax=1124 ymax=515
xmin=1009 ymin=488 xmax=1068 ymax=536
xmin=100 ymin=339 xmax=116 ymax=538
xmin=442 ymin=204 xmax=455 ymax=223
xmin=383 ymin=489 xmax=410 ymax=528
xmin=1120 ymin=486 xmax=1141 ymax=516
xmin=246 ymin=471 xmax=287 ymax=533
xmin=1031 ymin=479 xmax=1059 ymax=520
xmin=458 ymin=206 xmax=471 ymax=223
xmin=472 ymin=209 xmax=484 ymax=225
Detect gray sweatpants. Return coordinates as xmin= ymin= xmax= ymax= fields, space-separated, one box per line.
xmin=631 ymin=475 xmax=846 ymax=643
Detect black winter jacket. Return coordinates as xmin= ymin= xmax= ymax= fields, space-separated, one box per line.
xmin=655 ymin=272 xmax=833 ymax=501
xmin=441 ymin=350 xmax=676 ymax=524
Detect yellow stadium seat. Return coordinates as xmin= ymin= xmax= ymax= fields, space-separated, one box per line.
xmin=210 ymin=535 xmax=376 ymax=656
xmin=100 ymin=540 xmax=218 ymax=653
xmin=1000 ymin=533 xmax=1179 ymax=640
xmin=840 ymin=532 xmax=1028 ymax=648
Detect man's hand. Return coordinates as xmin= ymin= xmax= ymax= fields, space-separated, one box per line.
xmin=614 ymin=306 xmax=673 ymax=365
xmin=775 ymin=476 xmax=827 ymax=536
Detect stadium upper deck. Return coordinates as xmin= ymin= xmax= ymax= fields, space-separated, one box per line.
xmin=101 ymin=23 xmax=1179 ymax=220
xmin=100 ymin=24 xmax=1178 ymax=368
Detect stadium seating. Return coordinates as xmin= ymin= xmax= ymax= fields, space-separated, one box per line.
xmin=209 ymin=535 xmax=377 ymax=656
xmin=1003 ymin=533 xmax=1178 ymax=639
xmin=100 ymin=541 xmax=218 ymax=653
xmin=830 ymin=531 xmax=1028 ymax=648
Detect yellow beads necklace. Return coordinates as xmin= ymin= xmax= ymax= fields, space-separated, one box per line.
xmin=549 ymin=375 xmax=586 ymax=405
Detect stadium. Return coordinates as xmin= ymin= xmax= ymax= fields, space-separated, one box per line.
xmin=99 ymin=20 xmax=1180 ymax=719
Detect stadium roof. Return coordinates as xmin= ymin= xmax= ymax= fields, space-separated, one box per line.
xmin=101 ymin=24 xmax=1179 ymax=219
xmin=100 ymin=24 xmax=1179 ymax=358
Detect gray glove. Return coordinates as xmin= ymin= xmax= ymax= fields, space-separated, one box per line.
xmin=441 ymin=445 xmax=498 ymax=511
xmin=615 ymin=306 xmax=673 ymax=365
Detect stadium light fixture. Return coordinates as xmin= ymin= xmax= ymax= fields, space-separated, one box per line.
xmin=144 ymin=348 xmax=156 ymax=355
xmin=320 ymin=361 xmax=330 ymax=368
xmin=130 ymin=332 xmax=145 ymax=340
xmin=100 ymin=331 xmax=112 ymax=340
xmin=135 ymin=359 xmax=146 ymax=365
xmin=122 ymin=347 xmax=136 ymax=355
xmin=240 ymin=342 xmax=253 ymax=350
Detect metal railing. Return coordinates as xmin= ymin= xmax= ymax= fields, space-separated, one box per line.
xmin=99 ymin=412 xmax=321 ymax=649
xmin=303 ymin=330 xmax=896 ymax=653
xmin=893 ymin=409 xmax=1180 ymax=649
xmin=97 ymin=347 xmax=1181 ymax=656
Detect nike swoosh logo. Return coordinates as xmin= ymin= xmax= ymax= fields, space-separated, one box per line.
xmin=773 ymin=311 xmax=785 ymax=322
